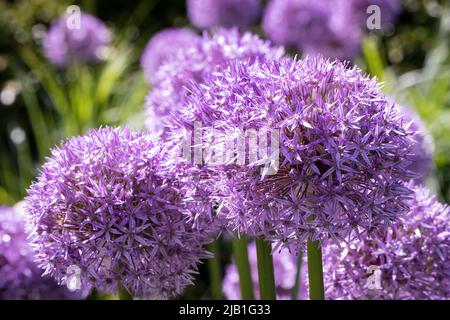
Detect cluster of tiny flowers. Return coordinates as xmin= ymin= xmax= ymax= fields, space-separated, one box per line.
xmin=43 ymin=12 xmax=111 ymax=66
xmin=25 ymin=127 xmax=218 ymax=298
xmin=187 ymin=0 xmax=261 ymax=29
xmin=145 ymin=28 xmax=284 ymax=137
xmin=323 ymin=184 xmax=449 ymax=300
xmin=399 ymin=106 xmax=434 ymax=182
xmin=169 ymin=56 xmax=416 ymax=249
xmin=162 ymin=139 xmax=227 ymax=236
xmin=140 ymin=28 xmax=200 ymax=84
xmin=222 ymin=242 xmax=307 ymax=300
xmin=0 ymin=205 xmax=80 ymax=299
xmin=263 ymin=0 xmax=362 ymax=61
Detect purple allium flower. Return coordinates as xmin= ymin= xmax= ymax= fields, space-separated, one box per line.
xmin=43 ymin=12 xmax=111 ymax=66
xmin=0 ymin=204 xmax=80 ymax=299
xmin=169 ymin=56 xmax=416 ymax=248
xmin=399 ymin=106 xmax=434 ymax=182
xmin=263 ymin=0 xmax=362 ymax=61
xmin=145 ymin=28 xmax=285 ymax=137
xmin=350 ymin=0 xmax=402 ymax=28
xmin=140 ymin=28 xmax=200 ymax=84
xmin=323 ymin=184 xmax=449 ymax=300
xmin=222 ymin=242 xmax=308 ymax=299
xmin=25 ymin=127 xmax=218 ymax=298
xmin=187 ymin=0 xmax=261 ymax=29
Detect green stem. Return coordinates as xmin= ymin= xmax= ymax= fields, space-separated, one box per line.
xmin=307 ymin=238 xmax=324 ymax=300
xmin=206 ymin=241 xmax=224 ymax=300
xmin=362 ymin=36 xmax=385 ymax=81
xmin=255 ymin=237 xmax=276 ymax=300
xmin=86 ymin=289 xmax=99 ymax=300
xmin=231 ymin=237 xmax=255 ymax=300
xmin=117 ymin=283 xmax=133 ymax=300
xmin=291 ymin=251 xmax=303 ymax=300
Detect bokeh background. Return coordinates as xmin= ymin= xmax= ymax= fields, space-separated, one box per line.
xmin=0 ymin=0 xmax=449 ymax=299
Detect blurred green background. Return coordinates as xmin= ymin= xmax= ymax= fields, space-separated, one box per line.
xmin=0 ymin=0 xmax=449 ymax=298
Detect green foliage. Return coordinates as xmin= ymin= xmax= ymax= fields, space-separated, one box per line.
xmin=361 ymin=4 xmax=449 ymax=201
xmin=0 ymin=18 xmax=149 ymax=203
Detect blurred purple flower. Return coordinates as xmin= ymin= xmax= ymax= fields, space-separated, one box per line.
xmin=223 ymin=242 xmax=307 ymax=299
xmin=25 ymin=127 xmax=218 ymax=298
xmin=323 ymin=184 xmax=449 ymax=300
xmin=0 ymin=205 xmax=81 ymax=299
xmin=43 ymin=12 xmax=111 ymax=66
xmin=169 ymin=56 xmax=416 ymax=248
xmin=140 ymin=28 xmax=200 ymax=84
xmin=263 ymin=0 xmax=362 ymax=60
xmin=145 ymin=28 xmax=284 ymax=137
xmin=187 ymin=0 xmax=262 ymax=29
xmin=400 ymin=106 xmax=434 ymax=182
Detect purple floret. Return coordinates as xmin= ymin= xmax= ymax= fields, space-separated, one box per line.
xmin=187 ymin=0 xmax=261 ymax=29
xmin=145 ymin=28 xmax=285 ymax=137
xmin=323 ymin=184 xmax=449 ymax=300
xmin=0 ymin=205 xmax=81 ymax=299
xmin=399 ymin=106 xmax=434 ymax=183
xmin=140 ymin=28 xmax=200 ymax=84
xmin=25 ymin=127 xmax=219 ymax=298
xmin=263 ymin=0 xmax=362 ymax=60
xmin=168 ymin=56 xmax=417 ymax=249
xmin=43 ymin=12 xmax=111 ymax=66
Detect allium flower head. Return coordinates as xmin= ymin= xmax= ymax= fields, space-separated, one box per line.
xmin=140 ymin=28 xmax=200 ymax=84
xmin=0 ymin=205 xmax=79 ymax=299
xmin=187 ymin=0 xmax=261 ymax=29
xmin=25 ymin=127 xmax=218 ymax=298
xmin=145 ymin=28 xmax=285 ymax=137
xmin=222 ymin=242 xmax=307 ymax=299
xmin=43 ymin=12 xmax=111 ymax=66
xmin=169 ymin=56 xmax=416 ymax=249
xmin=323 ymin=184 xmax=449 ymax=300
xmin=263 ymin=0 xmax=362 ymax=60
xmin=399 ymin=106 xmax=433 ymax=182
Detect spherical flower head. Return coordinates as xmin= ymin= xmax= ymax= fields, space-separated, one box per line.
xmin=350 ymin=0 xmax=402 ymax=28
xmin=140 ymin=28 xmax=200 ymax=84
xmin=43 ymin=12 xmax=111 ymax=66
xmin=323 ymin=184 xmax=449 ymax=300
xmin=145 ymin=28 xmax=285 ymax=137
xmin=25 ymin=127 xmax=218 ymax=298
xmin=187 ymin=0 xmax=261 ymax=29
xmin=222 ymin=242 xmax=307 ymax=299
xmin=399 ymin=106 xmax=434 ymax=182
xmin=169 ymin=56 xmax=416 ymax=248
xmin=0 ymin=205 xmax=80 ymax=299
xmin=263 ymin=0 xmax=362 ymax=61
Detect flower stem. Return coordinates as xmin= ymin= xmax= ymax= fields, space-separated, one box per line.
xmin=362 ymin=35 xmax=385 ymax=81
xmin=231 ymin=236 xmax=255 ymax=300
xmin=307 ymin=238 xmax=324 ymax=300
xmin=117 ymin=283 xmax=133 ymax=300
xmin=206 ymin=241 xmax=224 ymax=300
xmin=255 ymin=237 xmax=276 ymax=300
xmin=291 ymin=250 xmax=303 ymax=300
